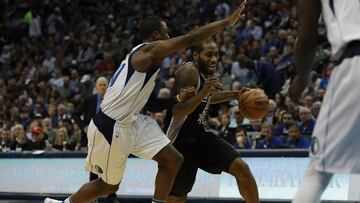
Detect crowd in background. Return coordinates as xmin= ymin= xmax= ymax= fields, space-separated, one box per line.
xmin=0 ymin=0 xmax=334 ymax=152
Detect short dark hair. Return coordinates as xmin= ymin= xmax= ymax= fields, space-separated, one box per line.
xmin=190 ymin=38 xmax=215 ymax=54
xmin=139 ymin=16 xmax=164 ymax=40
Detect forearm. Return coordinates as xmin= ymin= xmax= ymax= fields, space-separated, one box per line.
xmin=172 ymin=91 xmax=208 ymax=118
xmin=183 ymin=19 xmax=230 ymax=48
xmin=210 ymin=91 xmax=238 ymax=104
xmin=146 ymin=96 xmax=178 ymax=113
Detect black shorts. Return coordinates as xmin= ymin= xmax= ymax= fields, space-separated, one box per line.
xmin=170 ymin=131 xmax=241 ymax=196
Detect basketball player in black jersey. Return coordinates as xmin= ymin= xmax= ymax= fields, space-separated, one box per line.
xmin=164 ymin=39 xmax=259 ymax=203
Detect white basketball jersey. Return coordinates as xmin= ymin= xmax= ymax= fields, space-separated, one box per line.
xmin=100 ymin=43 xmax=159 ymax=123
xmin=321 ymin=0 xmax=360 ymax=58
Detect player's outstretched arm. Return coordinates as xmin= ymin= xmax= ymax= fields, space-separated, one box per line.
xmin=288 ymin=0 xmax=321 ymax=102
xmin=132 ymin=1 xmax=247 ymax=72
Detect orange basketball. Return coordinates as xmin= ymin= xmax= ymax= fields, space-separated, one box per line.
xmin=238 ymin=88 xmax=269 ymax=120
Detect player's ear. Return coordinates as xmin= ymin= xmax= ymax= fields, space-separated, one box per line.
xmin=193 ymin=52 xmax=199 ymax=61
xmin=153 ymin=31 xmax=160 ymax=40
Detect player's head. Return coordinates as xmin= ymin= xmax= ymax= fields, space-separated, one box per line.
xmin=139 ymin=16 xmax=169 ymax=42
xmin=95 ymin=77 xmax=108 ymax=97
xmin=191 ymin=38 xmax=219 ymax=75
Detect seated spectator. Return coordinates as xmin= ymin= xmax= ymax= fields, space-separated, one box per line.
xmin=60 ymin=118 xmax=81 ymax=151
xmin=285 ymin=125 xmax=311 ymax=149
xmin=0 ymin=128 xmax=11 ymax=150
xmin=311 ymin=101 xmax=322 ymax=119
xmin=41 ymin=117 xmax=57 ymax=143
xmin=274 ymin=111 xmax=294 ymax=135
xmin=9 ymin=124 xmax=33 ymax=151
xmin=247 ymin=119 xmax=262 ymax=140
xmin=298 ymin=106 xmax=316 ymax=136
xmin=254 ymin=122 xmax=283 ymax=149
xmin=218 ymin=113 xmax=235 ymax=144
xmin=52 ymin=127 xmax=68 ymax=151
xmin=232 ymin=127 xmax=251 ymax=149
xmin=31 ymin=126 xmax=46 ymax=150
xmin=264 ymin=99 xmax=277 ymax=125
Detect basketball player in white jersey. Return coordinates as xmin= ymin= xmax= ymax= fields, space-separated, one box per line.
xmin=45 ymin=2 xmax=247 ymax=203
xmin=289 ymin=0 xmax=360 ymax=202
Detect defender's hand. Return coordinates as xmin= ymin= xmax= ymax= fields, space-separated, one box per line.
xmin=225 ymin=0 xmax=247 ymax=26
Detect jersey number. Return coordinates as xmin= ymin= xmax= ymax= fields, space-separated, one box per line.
xmin=109 ymin=63 xmax=126 ymax=87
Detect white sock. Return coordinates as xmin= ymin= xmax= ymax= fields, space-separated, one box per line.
xmin=152 ymin=199 xmax=165 ymax=203
xmin=292 ymin=163 xmax=333 ymax=203
xmin=64 ymin=197 xmax=72 ymax=203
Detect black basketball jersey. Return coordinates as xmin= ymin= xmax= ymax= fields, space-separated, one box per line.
xmin=164 ymin=63 xmax=211 ymax=145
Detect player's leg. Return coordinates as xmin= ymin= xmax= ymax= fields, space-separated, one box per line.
xmin=89 ymin=172 xmax=118 ymax=202
xmin=292 ymin=161 xmax=333 ymax=203
xmin=132 ymin=115 xmax=184 ymax=202
xmin=69 ymin=179 xmax=119 ymax=203
xmin=228 ymin=158 xmax=259 ymax=203
xmin=46 ymin=119 xmax=126 ymax=203
xmin=166 ymin=139 xmax=200 ymax=203
xmin=199 ymin=132 xmax=259 ymax=203
xmin=152 ymin=144 xmax=184 ymax=202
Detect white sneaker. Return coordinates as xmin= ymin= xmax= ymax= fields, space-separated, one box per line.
xmin=44 ymin=197 xmax=63 ymax=203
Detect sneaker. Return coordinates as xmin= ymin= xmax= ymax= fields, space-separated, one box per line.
xmin=44 ymin=197 xmax=63 ymax=203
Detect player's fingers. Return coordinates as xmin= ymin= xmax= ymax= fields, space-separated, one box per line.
xmin=239 ymin=0 xmax=247 ymax=9
xmin=239 ymin=0 xmax=247 ymax=13
xmin=238 ymin=87 xmax=250 ymax=96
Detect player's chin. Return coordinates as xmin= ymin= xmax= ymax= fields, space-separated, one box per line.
xmin=207 ymin=67 xmax=217 ymax=74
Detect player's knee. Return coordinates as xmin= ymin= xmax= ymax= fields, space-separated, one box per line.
xmin=166 ymin=152 xmax=183 ymax=171
xmin=159 ymin=151 xmax=183 ymax=172
xmin=167 ymin=195 xmax=187 ymax=203
xmin=229 ymin=158 xmax=252 ymax=180
xmin=97 ymin=179 xmax=119 ymax=194
xmin=106 ymin=184 xmax=119 ymax=194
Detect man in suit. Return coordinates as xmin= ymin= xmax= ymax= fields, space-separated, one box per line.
xmin=72 ymin=76 xmax=118 ymax=203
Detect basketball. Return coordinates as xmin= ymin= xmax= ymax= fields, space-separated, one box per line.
xmin=238 ymin=88 xmax=269 ymax=120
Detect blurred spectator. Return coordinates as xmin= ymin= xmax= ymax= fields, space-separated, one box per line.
xmin=298 ymin=106 xmax=316 ymax=135
xmin=264 ymin=99 xmax=277 ymax=125
xmin=0 ymin=128 xmax=11 ymax=151
xmin=41 ymin=117 xmax=56 ymax=143
xmin=218 ymin=113 xmax=236 ymax=144
xmin=73 ymin=77 xmax=108 ymax=147
xmin=52 ymin=127 xmax=68 ymax=151
xmin=285 ymin=125 xmax=311 ymax=149
xmin=31 ymin=126 xmax=46 ymax=150
xmin=254 ymin=123 xmax=283 ymax=149
xmin=247 ymin=119 xmax=262 ymax=140
xmin=274 ymin=111 xmax=294 ymax=135
xmin=232 ymin=127 xmax=251 ymax=149
xmin=9 ymin=124 xmax=33 ymax=151
xmin=311 ymin=101 xmax=322 ymax=119
xmin=153 ymin=112 xmax=165 ymax=129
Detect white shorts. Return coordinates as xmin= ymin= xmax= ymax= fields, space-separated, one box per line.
xmin=311 ymin=55 xmax=360 ymax=174
xmin=84 ymin=113 xmax=170 ymax=185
